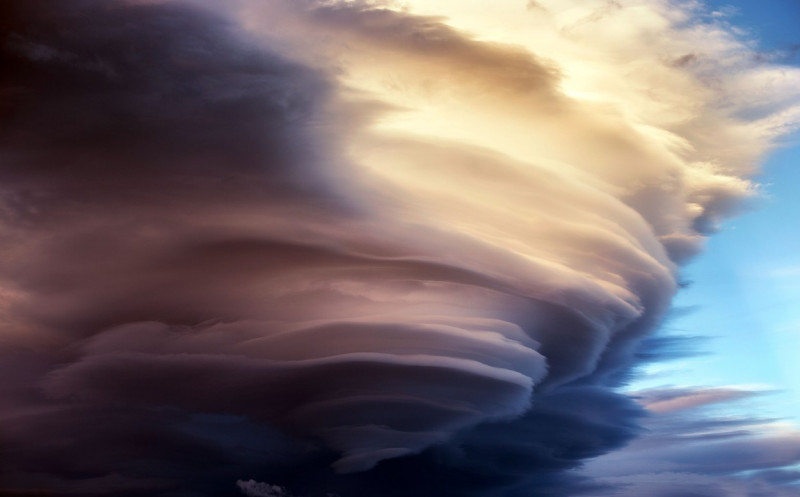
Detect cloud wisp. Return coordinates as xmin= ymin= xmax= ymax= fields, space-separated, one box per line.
xmin=1 ymin=1 xmax=799 ymax=496
xmin=576 ymin=385 xmax=800 ymax=496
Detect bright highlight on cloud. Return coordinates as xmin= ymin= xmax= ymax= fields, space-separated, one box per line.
xmin=0 ymin=0 xmax=799 ymax=496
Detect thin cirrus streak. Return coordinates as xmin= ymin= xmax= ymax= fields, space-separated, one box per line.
xmin=0 ymin=0 xmax=798 ymax=496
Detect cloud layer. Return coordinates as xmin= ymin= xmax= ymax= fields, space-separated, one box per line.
xmin=1 ymin=1 xmax=799 ymax=496
xmin=577 ymin=386 xmax=800 ymax=496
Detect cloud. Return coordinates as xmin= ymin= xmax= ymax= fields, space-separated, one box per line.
xmin=237 ymin=480 xmax=293 ymax=497
xmin=636 ymin=386 xmax=764 ymax=413
xmin=0 ymin=0 xmax=799 ymax=496
xmin=585 ymin=472 xmax=800 ymax=497
xmin=577 ymin=386 xmax=800 ymax=496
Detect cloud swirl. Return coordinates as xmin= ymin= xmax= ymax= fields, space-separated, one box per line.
xmin=1 ymin=1 xmax=799 ymax=496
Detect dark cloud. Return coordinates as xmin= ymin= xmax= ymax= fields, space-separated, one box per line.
xmin=1 ymin=1 xmax=799 ymax=497
xmin=0 ymin=1 xmax=350 ymax=494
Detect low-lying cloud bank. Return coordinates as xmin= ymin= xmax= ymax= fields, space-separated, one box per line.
xmin=1 ymin=1 xmax=799 ymax=496
xmin=576 ymin=385 xmax=800 ymax=496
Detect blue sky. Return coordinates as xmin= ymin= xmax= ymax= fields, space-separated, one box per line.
xmin=632 ymin=0 xmax=800 ymax=423
xmin=639 ymin=135 xmax=800 ymax=420
xmin=708 ymin=0 xmax=800 ymax=53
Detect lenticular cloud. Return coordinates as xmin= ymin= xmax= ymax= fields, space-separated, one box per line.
xmin=1 ymin=1 xmax=799 ymax=496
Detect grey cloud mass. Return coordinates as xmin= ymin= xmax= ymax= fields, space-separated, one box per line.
xmin=1 ymin=1 xmax=799 ymax=496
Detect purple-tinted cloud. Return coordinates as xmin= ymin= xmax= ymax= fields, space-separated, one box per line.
xmin=578 ymin=386 xmax=800 ymax=496
xmin=1 ymin=1 xmax=799 ymax=496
